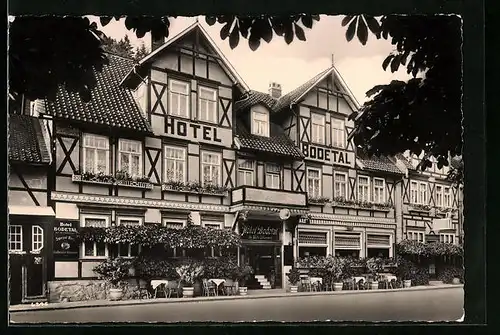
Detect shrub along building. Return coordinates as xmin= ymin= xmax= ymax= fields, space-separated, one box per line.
xmin=10 ymin=21 xmax=463 ymax=302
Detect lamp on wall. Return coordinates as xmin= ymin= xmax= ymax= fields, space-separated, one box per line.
xmin=346 ymin=225 xmax=354 ymax=231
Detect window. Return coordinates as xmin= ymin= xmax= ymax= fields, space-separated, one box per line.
xmin=203 ymin=222 xmax=222 ymax=229
xmin=443 ymin=187 xmax=451 ymax=207
xmin=373 ymin=178 xmax=385 ymax=204
xmin=238 ymin=160 xmax=255 ymax=186
xmin=265 ymin=163 xmax=281 ymax=189
xmin=163 ymin=219 xmax=186 ymax=229
xmin=83 ymin=134 xmax=109 ymax=174
xmin=117 ymin=217 xmax=143 ymax=227
xmin=298 ymin=231 xmax=328 ymax=257
xmin=9 ymin=225 xmax=23 ymax=252
xmin=198 ymin=87 xmax=217 ymax=123
xmin=251 ymin=109 xmax=269 ymax=137
xmin=164 ymin=146 xmax=186 ymax=183
xmin=307 ymin=168 xmax=322 ymax=198
xmin=334 ymin=232 xmax=361 ymax=258
xmin=407 ymin=231 xmax=425 ymax=243
xmin=334 ymin=172 xmax=347 ymax=199
xmin=410 ymin=181 xmax=419 ymax=204
xmin=435 ymin=185 xmax=443 ymax=207
xmin=118 ymin=139 xmax=142 ymax=177
xmin=32 ymin=225 xmax=44 ymax=252
xmin=201 ymin=151 xmax=221 ymax=186
xmin=81 ymin=215 xmax=109 ymax=258
xmin=331 ymin=119 xmax=345 ymax=148
xmin=311 ymin=113 xmax=325 ymax=144
xmin=357 ymin=176 xmax=370 ymax=202
xmin=169 ymin=79 xmax=190 ymax=118
xmin=440 ymin=234 xmax=455 ymax=244
xmin=419 ymin=182 xmax=428 ymax=205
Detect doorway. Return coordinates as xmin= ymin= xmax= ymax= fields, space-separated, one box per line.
xmin=242 ymin=244 xmax=282 ymax=289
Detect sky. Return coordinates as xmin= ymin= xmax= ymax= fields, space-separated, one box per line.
xmin=90 ymin=15 xmax=411 ymax=104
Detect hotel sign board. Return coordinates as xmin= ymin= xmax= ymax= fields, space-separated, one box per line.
xmin=241 ymin=221 xmax=280 ymax=241
xmin=164 ymin=116 xmax=232 ymax=146
xmin=53 ymin=220 xmax=79 ymax=259
xmin=301 ymin=142 xmax=355 ymax=168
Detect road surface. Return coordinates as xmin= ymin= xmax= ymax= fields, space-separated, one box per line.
xmin=10 ymin=287 xmax=463 ymax=323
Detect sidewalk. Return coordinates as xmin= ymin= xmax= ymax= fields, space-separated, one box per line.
xmin=9 ymin=284 xmax=463 ymax=313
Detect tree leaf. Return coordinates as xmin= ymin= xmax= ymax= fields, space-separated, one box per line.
xmin=346 ymin=17 xmax=357 ymax=42
xmin=357 ymin=17 xmax=368 ymax=45
xmin=364 ymin=16 xmax=381 ymax=37
xmin=390 ymin=54 xmax=402 ymax=72
xmin=205 ymin=16 xmax=217 ymax=26
xmin=301 ymin=16 xmax=313 ymax=28
xmin=382 ymin=54 xmax=394 ymax=71
xmin=365 ymin=84 xmax=386 ymax=97
xmin=229 ymin=27 xmax=240 ymax=49
xmin=341 ymin=15 xmax=354 ymax=27
xmin=248 ymin=36 xmax=260 ymax=51
xmin=220 ymin=22 xmax=232 ymax=40
xmin=295 ymin=24 xmax=306 ymax=41
xmin=261 ymin=21 xmax=273 ymax=43
xmin=284 ymin=24 xmax=294 ymax=44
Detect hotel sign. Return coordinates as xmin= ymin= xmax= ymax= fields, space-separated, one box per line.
xmin=53 ymin=220 xmax=79 ymax=259
xmin=301 ymin=142 xmax=355 ymax=167
xmin=241 ymin=221 xmax=280 ymax=241
xmin=165 ymin=117 xmax=228 ymax=144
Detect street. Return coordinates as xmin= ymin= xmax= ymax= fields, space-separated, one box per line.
xmin=10 ymin=287 xmax=464 ymax=323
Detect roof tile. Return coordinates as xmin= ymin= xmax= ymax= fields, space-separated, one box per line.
xmin=234 ymin=90 xmax=277 ymax=113
xmin=9 ymin=114 xmax=50 ymax=164
xmin=43 ymin=53 xmax=152 ymax=134
xmin=357 ymin=154 xmax=404 ymax=175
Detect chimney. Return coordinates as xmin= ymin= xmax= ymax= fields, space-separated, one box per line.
xmin=268 ymin=82 xmax=282 ymax=99
xmin=151 ymin=31 xmax=166 ymax=52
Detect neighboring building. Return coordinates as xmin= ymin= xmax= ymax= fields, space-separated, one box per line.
xmin=10 ymin=21 xmax=464 ymax=302
xmin=8 ymin=113 xmax=54 ymax=305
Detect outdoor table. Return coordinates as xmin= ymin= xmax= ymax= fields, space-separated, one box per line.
xmin=352 ymin=276 xmax=366 ymax=289
xmin=150 ymin=280 xmax=169 ymax=298
xmin=209 ymin=279 xmax=226 ymax=296
xmin=309 ymin=277 xmax=323 ymax=291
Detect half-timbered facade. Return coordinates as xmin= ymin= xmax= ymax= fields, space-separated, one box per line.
xmin=8 ymin=113 xmax=54 ymax=304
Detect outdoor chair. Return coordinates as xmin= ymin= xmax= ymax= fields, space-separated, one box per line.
xmin=153 ymin=282 xmax=168 ymax=298
xmin=389 ymin=279 xmax=397 ymax=289
xmin=202 ymin=279 xmax=217 ymax=297
xmin=357 ymin=279 xmax=366 ymax=290
xmin=136 ymin=279 xmax=151 ymax=299
xmin=323 ymin=280 xmax=332 ymax=291
xmin=300 ymin=277 xmax=312 ymax=292
xmin=224 ymin=279 xmax=236 ymax=295
xmin=166 ymin=280 xmax=181 ymax=298
xmin=344 ymin=279 xmax=355 ymax=290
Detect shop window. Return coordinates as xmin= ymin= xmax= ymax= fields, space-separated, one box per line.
xmin=198 ymin=86 xmax=217 ymax=123
xmin=169 ymin=79 xmax=190 ymax=118
xmin=334 ymin=250 xmax=360 ymax=258
xmin=366 ymin=248 xmax=390 ymax=258
xmin=238 ymin=160 xmax=255 ymax=186
xmin=9 ymin=225 xmax=23 ymax=252
xmin=299 ymin=246 xmax=327 ymax=258
xmin=81 ymin=215 xmax=110 ymax=258
xmin=83 ymin=134 xmax=110 ymax=174
xmin=164 ymin=146 xmax=186 ymax=183
xmin=31 ymin=225 xmax=44 ymax=252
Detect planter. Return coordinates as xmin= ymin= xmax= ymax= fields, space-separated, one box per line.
xmin=370 ymin=281 xmax=379 ymax=290
xmin=238 ymin=287 xmax=248 ymax=296
xmin=108 ymin=288 xmax=124 ymax=301
xmin=72 ymin=174 xmax=113 ymax=186
xmin=451 ymin=278 xmax=461 ymax=285
xmin=194 ymin=280 xmax=203 ymax=296
xmin=116 ymin=179 xmax=153 ymax=190
xmin=161 ymin=184 xmax=228 ymax=197
xmin=333 ymin=282 xmax=344 ymax=291
xmin=289 ymin=285 xmax=298 ymax=293
xmin=182 ymin=287 xmax=195 ymax=298
xmin=403 ymin=280 xmax=412 ymax=288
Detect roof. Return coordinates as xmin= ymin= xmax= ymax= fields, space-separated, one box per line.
xmin=356 ymin=154 xmax=405 ymax=175
xmin=234 ymin=90 xmax=277 ymax=113
xmin=394 ymin=153 xmax=416 ymax=171
xmin=121 ymin=21 xmax=249 ymax=92
xmin=9 ymin=114 xmax=51 ymax=164
xmin=235 ymin=121 xmax=303 ymax=159
xmin=42 ymin=53 xmax=152 ymax=134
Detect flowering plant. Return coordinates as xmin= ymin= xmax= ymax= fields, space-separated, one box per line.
xmin=176 ymin=261 xmax=204 ymax=287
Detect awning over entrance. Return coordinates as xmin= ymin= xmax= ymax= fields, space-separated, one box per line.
xmin=231 ymin=204 xmax=309 ymax=216
xmin=8 ymin=205 xmax=55 ymax=217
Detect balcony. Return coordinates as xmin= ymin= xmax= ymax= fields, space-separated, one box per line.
xmin=231 ymin=186 xmax=308 ymax=209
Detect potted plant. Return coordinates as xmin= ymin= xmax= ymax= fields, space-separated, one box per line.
xmin=366 ymin=258 xmax=382 ymax=290
xmin=329 ymin=257 xmax=347 ymax=291
xmin=93 ymin=257 xmax=132 ymax=301
xmin=394 ymin=257 xmax=413 ymax=288
xmin=176 ymin=261 xmax=204 ymax=298
xmin=287 ymin=267 xmax=301 ymax=293
xmin=236 ymin=265 xmax=254 ymax=296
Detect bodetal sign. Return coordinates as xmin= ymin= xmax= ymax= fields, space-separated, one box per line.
xmin=301 ymin=142 xmax=355 ymax=167
xmin=241 ymin=222 xmax=280 ymax=241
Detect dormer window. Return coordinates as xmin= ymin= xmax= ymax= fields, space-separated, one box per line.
xmin=251 ymin=108 xmax=269 ymax=137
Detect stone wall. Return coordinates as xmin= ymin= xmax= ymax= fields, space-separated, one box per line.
xmin=48 ymin=279 xmax=144 ymax=303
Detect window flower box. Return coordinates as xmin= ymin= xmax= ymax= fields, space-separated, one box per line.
xmin=308 ymin=197 xmax=330 ymax=206
xmin=72 ymin=173 xmax=114 ymax=186
xmin=409 ymin=204 xmax=432 ymax=213
xmin=161 ymin=180 xmax=229 ymax=197
xmin=331 ymin=197 xmax=393 ymax=212
xmin=435 ymin=207 xmax=457 ymax=215
xmin=115 ymin=179 xmax=154 ymax=190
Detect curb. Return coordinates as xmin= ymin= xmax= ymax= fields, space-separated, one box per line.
xmin=9 ymin=284 xmax=463 ymax=313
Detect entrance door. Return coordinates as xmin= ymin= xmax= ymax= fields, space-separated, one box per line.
xmin=24 ymin=225 xmax=46 ymax=301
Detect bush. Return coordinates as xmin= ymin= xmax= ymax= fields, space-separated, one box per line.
xmin=437 ymin=265 xmax=464 ymax=284
xmin=93 ymin=257 xmax=133 ymax=288
xmin=287 ymin=268 xmax=301 ymax=285
xmin=133 ymin=256 xmax=178 ymax=280
xmin=395 ymin=258 xmax=429 ymax=286
xmin=201 ymin=256 xmax=238 ymax=279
